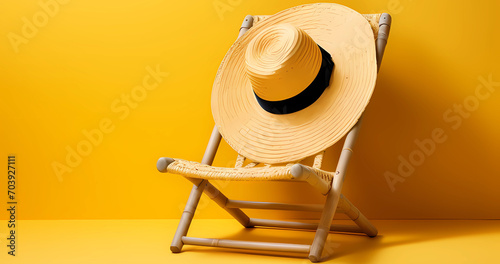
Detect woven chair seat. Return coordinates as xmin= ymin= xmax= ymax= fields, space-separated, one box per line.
xmin=164 ymin=158 xmax=335 ymax=182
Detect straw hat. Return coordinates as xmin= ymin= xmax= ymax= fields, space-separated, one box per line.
xmin=211 ymin=3 xmax=377 ymax=164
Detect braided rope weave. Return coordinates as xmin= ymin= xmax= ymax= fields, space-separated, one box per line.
xmin=166 ymin=158 xmax=334 ymax=182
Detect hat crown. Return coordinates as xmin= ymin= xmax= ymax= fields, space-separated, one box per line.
xmin=245 ymin=24 xmax=323 ymax=101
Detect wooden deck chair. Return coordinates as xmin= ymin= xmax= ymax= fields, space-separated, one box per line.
xmin=157 ymin=9 xmax=391 ymax=263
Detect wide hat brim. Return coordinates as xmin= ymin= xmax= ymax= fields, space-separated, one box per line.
xmin=211 ymin=3 xmax=377 ymax=164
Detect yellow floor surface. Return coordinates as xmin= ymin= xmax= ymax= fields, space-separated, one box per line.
xmin=1 ymin=219 xmax=499 ymax=263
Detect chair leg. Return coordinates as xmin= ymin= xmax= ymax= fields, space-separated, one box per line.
xmin=184 ymin=177 xmax=252 ymax=227
xmin=308 ymin=118 xmax=362 ymax=262
xmin=341 ymin=195 xmax=378 ymax=237
xmin=308 ymin=189 xmax=341 ymax=262
xmin=352 ymin=211 xmax=378 ymax=237
xmin=170 ymin=180 xmax=207 ymax=253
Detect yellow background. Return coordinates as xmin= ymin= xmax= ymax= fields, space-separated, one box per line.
xmin=1 ymin=0 xmax=499 ymax=221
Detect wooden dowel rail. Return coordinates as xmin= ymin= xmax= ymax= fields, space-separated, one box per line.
xmin=291 ymin=164 xmax=332 ymax=195
xmin=225 ymin=199 xmax=348 ymax=214
xmin=226 ymin=200 xmax=324 ymax=212
xmin=182 ymin=236 xmax=311 ymax=253
xmin=248 ymin=218 xmax=363 ymax=234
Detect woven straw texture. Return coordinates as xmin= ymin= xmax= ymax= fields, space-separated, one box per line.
xmin=165 ymin=158 xmax=335 ymax=182
xmin=253 ymin=13 xmax=381 ymax=39
xmin=163 ymin=11 xmax=383 ymax=182
xmin=211 ymin=3 xmax=378 ymax=165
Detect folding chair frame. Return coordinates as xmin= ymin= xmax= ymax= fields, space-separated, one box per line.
xmin=159 ymin=13 xmax=392 ymax=263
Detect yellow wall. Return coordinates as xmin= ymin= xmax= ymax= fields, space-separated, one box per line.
xmin=1 ymin=0 xmax=499 ymax=220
